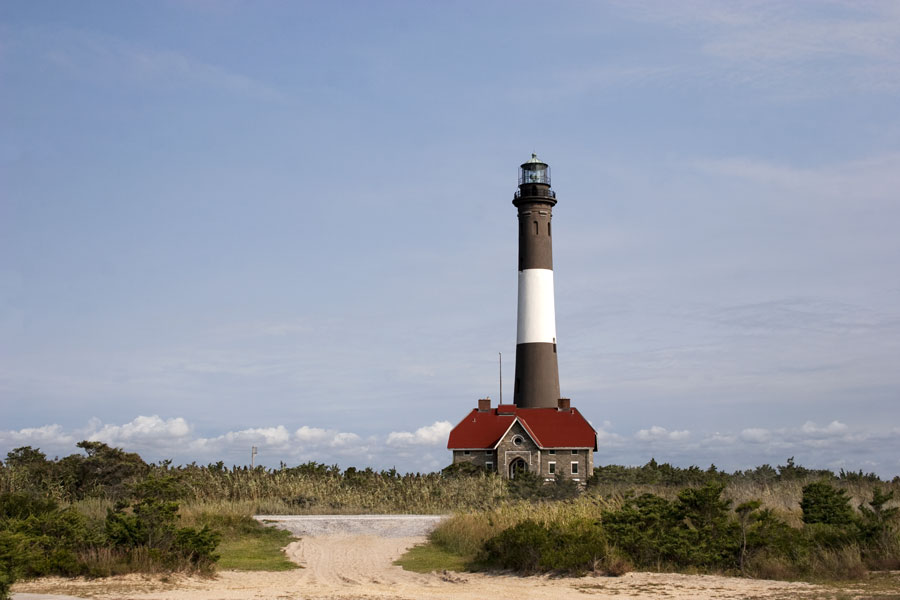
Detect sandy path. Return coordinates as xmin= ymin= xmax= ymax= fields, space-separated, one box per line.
xmin=12 ymin=515 xmax=882 ymax=600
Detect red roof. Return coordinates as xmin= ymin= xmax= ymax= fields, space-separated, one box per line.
xmin=447 ymin=405 xmax=597 ymax=450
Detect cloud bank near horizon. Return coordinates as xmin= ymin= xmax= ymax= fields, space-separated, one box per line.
xmin=2 ymin=415 xmax=897 ymax=477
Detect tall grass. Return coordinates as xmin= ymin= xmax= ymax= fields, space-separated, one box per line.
xmin=425 ymin=478 xmax=900 ymax=581
xmin=172 ymin=467 xmax=507 ymax=514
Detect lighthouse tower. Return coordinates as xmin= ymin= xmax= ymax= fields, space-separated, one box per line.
xmin=513 ymin=154 xmax=560 ymax=409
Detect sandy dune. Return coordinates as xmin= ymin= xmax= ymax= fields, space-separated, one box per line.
xmin=11 ymin=515 xmax=879 ymax=599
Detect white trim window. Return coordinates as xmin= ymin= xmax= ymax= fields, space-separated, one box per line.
xmin=486 ymin=462 xmax=493 ymax=471
xmin=571 ymin=461 xmax=579 ymax=475
xmin=548 ymin=461 xmax=556 ymax=475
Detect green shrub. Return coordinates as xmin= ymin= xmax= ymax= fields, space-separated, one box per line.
xmin=672 ymin=483 xmax=740 ymax=568
xmin=478 ymin=517 xmax=609 ymax=575
xmin=602 ymin=492 xmax=681 ymax=568
xmin=105 ymin=494 xmax=220 ymax=572
xmin=0 ymin=492 xmax=101 ymax=597
xmin=479 ymin=519 xmax=549 ymax=572
xmin=174 ymin=526 xmax=221 ymax=569
xmin=801 ymin=482 xmax=854 ymax=526
xmin=539 ymin=518 xmax=607 ymax=574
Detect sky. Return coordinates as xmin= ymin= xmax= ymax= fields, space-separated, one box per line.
xmin=1 ymin=1 xmax=899 ymax=476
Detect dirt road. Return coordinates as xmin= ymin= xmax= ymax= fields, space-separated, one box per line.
xmin=12 ymin=515 xmax=894 ymax=599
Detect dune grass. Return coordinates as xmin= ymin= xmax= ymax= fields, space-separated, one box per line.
xmin=393 ymin=542 xmax=467 ymax=573
xmin=182 ymin=511 xmax=299 ymax=571
xmin=216 ymin=529 xmax=299 ymax=571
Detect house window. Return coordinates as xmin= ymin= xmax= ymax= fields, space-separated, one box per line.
xmin=571 ymin=450 xmax=578 ymax=455
xmin=571 ymin=462 xmax=579 ymax=475
xmin=548 ymin=462 xmax=556 ymax=475
xmin=486 ymin=462 xmax=493 ymax=471
xmin=513 ymin=435 xmax=524 ymax=446
xmin=485 ymin=450 xmax=492 ymax=456
xmin=548 ymin=450 xmax=555 ymax=455
xmin=463 ymin=451 xmax=470 ymax=455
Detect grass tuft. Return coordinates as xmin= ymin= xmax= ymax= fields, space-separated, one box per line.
xmin=393 ymin=542 xmax=467 ymax=573
xmin=187 ymin=513 xmax=299 ymax=572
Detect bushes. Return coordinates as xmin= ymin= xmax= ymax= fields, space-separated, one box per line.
xmin=102 ymin=494 xmax=220 ymax=573
xmin=478 ymin=518 xmax=614 ymax=575
xmin=600 ymin=483 xmax=740 ymax=570
xmin=460 ymin=481 xmax=900 ymax=581
xmin=0 ymin=493 xmax=98 ymax=599
xmin=801 ymin=482 xmax=855 ymax=526
xmin=0 ymin=483 xmax=221 ymax=598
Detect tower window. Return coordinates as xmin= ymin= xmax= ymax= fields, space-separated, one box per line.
xmin=548 ymin=222 xmax=551 ymax=236
xmin=533 ymin=221 xmax=538 ymax=235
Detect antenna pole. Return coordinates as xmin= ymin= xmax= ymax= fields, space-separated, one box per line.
xmin=499 ymin=352 xmax=502 ymax=404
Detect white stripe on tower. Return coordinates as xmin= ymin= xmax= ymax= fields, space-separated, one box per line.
xmin=516 ymin=269 xmax=557 ymax=344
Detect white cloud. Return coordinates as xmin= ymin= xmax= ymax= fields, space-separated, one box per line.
xmin=740 ymin=428 xmax=771 ymax=443
xmin=593 ymin=420 xmax=626 ymax=447
xmin=386 ymin=421 xmax=453 ymax=447
xmin=330 ymin=432 xmax=361 ymax=448
xmin=0 ymin=424 xmax=75 ymax=451
xmin=88 ymin=415 xmax=191 ymax=445
xmin=800 ymin=420 xmax=848 ymax=436
xmin=635 ymin=425 xmax=691 ymax=442
xmin=294 ymin=426 xmax=331 ymax=444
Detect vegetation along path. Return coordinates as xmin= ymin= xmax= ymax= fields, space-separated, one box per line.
xmin=16 ymin=514 xmax=900 ymax=600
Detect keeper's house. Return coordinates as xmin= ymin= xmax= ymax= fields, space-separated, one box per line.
xmin=447 ymin=398 xmax=597 ymax=482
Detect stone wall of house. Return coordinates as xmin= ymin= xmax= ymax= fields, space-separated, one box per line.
xmin=537 ymin=448 xmax=592 ymax=482
xmin=452 ymin=449 xmax=496 ymax=472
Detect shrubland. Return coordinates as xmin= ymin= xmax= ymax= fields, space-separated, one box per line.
xmin=426 ymin=466 xmax=900 ymax=579
xmin=1 ymin=442 xmax=898 ymax=598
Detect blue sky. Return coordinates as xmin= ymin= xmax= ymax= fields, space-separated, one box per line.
xmin=2 ymin=1 xmax=899 ymax=475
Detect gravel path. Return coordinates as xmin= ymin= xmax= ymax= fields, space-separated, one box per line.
xmin=254 ymin=514 xmax=446 ymax=538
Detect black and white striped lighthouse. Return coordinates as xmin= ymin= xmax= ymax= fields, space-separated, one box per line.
xmin=512 ymin=154 xmax=561 ymax=409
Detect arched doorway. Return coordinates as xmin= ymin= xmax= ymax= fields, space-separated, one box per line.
xmin=508 ymin=458 xmax=528 ymax=479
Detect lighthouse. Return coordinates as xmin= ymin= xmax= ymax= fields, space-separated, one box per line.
xmin=446 ymin=155 xmax=596 ymax=480
xmin=513 ymin=154 xmax=560 ymax=409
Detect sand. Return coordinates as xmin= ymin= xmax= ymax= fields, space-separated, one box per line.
xmin=11 ymin=515 xmax=892 ymax=600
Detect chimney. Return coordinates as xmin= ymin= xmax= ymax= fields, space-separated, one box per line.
xmin=557 ymin=398 xmax=570 ymax=411
xmin=478 ymin=398 xmax=491 ymax=412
